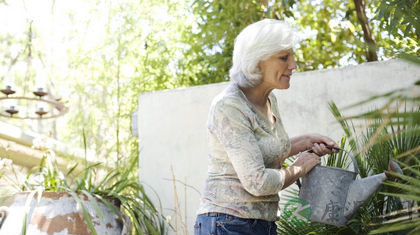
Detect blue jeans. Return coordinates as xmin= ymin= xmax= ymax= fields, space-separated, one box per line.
xmin=194 ymin=213 xmax=277 ymax=235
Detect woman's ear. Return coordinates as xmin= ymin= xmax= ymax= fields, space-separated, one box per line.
xmin=257 ymin=61 xmax=262 ymax=71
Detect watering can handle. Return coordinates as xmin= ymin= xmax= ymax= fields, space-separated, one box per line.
xmin=297 ymin=147 xmax=359 ymax=189
xmin=330 ymin=146 xmax=359 ymax=175
xmin=307 ymin=146 xmax=359 ymax=175
xmin=349 ymin=154 xmax=359 ymax=175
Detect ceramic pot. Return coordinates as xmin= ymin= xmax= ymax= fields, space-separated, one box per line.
xmin=0 ymin=191 xmax=129 ymax=235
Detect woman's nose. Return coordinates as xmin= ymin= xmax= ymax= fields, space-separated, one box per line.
xmin=289 ymin=57 xmax=297 ymax=70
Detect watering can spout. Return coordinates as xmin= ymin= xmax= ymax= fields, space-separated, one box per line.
xmin=343 ymin=160 xmax=402 ymax=220
xmin=343 ymin=173 xmax=387 ymax=220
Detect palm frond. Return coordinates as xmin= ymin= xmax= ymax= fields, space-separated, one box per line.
xmin=369 ymin=219 xmax=420 ymax=234
xmin=276 ymin=216 xmax=326 ymax=235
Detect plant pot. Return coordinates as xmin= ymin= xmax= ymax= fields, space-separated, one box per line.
xmin=0 ymin=191 xmax=128 ymax=235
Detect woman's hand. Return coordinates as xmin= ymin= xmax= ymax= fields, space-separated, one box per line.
xmin=292 ymin=151 xmax=321 ymax=176
xmin=308 ymin=134 xmax=338 ymax=156
xmin=289 ymin=134 xmax=338 ymax=157
xmin=280 ymin=151 xmax=320 ymax=189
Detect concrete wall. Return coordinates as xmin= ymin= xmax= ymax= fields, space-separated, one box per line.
xmin=136 ymin=59 xmax=420 ymax=235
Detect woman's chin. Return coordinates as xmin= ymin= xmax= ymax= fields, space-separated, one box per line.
xmin=277 ymin=83 xmax=290 ymax=90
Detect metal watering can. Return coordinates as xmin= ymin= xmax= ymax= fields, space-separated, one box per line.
xmin=298 ymin=147 xmax=401 ymax=227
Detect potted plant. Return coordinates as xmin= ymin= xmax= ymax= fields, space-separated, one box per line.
xmin=0 ymin=145 xmax=167 ymax=235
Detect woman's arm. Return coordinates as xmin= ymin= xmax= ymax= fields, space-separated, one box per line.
xmin=289 ymin=134 xmax=338 ymax=157
xmin=280 ymin=151 xmax=321 ymax=189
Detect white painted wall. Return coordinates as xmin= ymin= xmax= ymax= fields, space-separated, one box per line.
xmin=136 ymin=59 xmax=420 ymax=235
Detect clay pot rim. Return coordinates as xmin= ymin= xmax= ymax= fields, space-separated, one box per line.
xmin=11 ymin=191 xmax=121 ymax=208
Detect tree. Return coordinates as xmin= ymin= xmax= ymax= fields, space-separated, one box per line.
xmin=185 ymin=0 xmax=419 ymax=75
xmin=0 ymin=0 xmax=196 ymax=165
xmin=354 ymin=0 xmax=378 ymax=61
xmin=375 ymin=0 xmax=420 ymax=42
xmin=1 ymin=0 xmax=418 ymax=173
xmin=181 ymin=0 xmax=263 ymax=84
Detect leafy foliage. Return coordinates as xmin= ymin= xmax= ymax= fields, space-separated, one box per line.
xmin=370 ymin=161 xmax=420 ymax=235
xmin=8 ymin=147 xmax=167 ymax=235
xmin=0 ymin=1 xmax=419 ymax=234
xmin=187 ymin=0 xmax=419 ymax=75
xmin=375 ymin=0 xmax=420 ymax=43
xmin=1 ymin=0 xmax=418 ymax=172
xmin=336 ymin=80 xmax=420 ymax=235
xmin=183 ymin=0 xmax=262 ymax=84
xmin=330 ymin=102 xmax=419 ymax=235
xmin=278 ymin=80 xmax=419 ymax=234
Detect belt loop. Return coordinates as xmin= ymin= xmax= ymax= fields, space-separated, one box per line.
xmin=206 ymin=212 xmax=219 ymax=217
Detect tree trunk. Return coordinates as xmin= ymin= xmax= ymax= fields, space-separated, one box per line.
xmin=354 ymin=0 xmax=378 ymax=62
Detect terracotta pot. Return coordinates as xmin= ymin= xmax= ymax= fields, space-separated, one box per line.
xmin=0 ymin=192 xmax=129 ymax=235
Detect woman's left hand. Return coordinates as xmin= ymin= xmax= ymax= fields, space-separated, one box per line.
xmin=307 ymin=134 xmax=338 ymax=156
xmin=289 ymin=134 xmax=339 ymax=157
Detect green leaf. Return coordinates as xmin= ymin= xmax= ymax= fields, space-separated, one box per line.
xmin=95 ymin=194 xmax=123 ymax=221
xmin=380 ymin=192 xmax=420 ymax=202
xmin=369 ymin=219 xmax=420 ymax=234
xmin=21 ymin=191 xmax=37 ymax=235
xmin=68 ymin=192 xmax=98 ymax=235
xmin=82 ymin=190 xmax=104 ymax=221
xmin=385 ymin=172 xmax=420 ymax=186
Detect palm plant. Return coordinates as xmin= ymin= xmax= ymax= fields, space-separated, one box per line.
xmin=277 ymin=79 xmax=419 ymax=235
xmin=334 ymin=69 xmax=419 ymax=235
xmin=369 ymin=160 xmax=420 ymax=235
xmin=329 ymin=101 xmax=419 ymax=235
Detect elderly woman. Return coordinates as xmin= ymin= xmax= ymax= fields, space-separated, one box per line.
xmin=194 ymin=19 xmax=338 ymax=235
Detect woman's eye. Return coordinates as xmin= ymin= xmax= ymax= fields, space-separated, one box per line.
xmin=279 ymin=56 xmax=288 ymax=61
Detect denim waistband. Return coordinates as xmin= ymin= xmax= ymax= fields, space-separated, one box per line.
xmin=198 ymin=212 xmax=277 ymax=222
xmin=200 ymin=212 xmax=224 ymax=217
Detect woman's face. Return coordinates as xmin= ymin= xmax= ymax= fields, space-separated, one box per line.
xmin=258 ymin=49 xmax=297 ymax=90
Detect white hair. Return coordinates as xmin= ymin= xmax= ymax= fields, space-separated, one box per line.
xmin=229 ymin=19 xmax=297 ymax=88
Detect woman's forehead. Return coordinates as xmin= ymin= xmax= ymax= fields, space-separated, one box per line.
xmin=273 ymin=49 xmax=294 ymax=56
xmin=275 ymin=49 xmax=293 ymax=55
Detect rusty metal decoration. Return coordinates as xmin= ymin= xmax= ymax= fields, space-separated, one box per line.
xmin=0 ymin=86 xmax=68 ymax=120
xmin=1 ymin=21 xmax=68 ymax=120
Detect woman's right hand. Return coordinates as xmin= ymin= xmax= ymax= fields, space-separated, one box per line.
xmin=291 ymin=152 xmax=321 ymax=177
xmin=280 ymin=152 xmax=321 ymax=190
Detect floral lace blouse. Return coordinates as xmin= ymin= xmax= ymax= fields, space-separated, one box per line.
xmin=197 ymin=83 xmax=291 ymax=221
